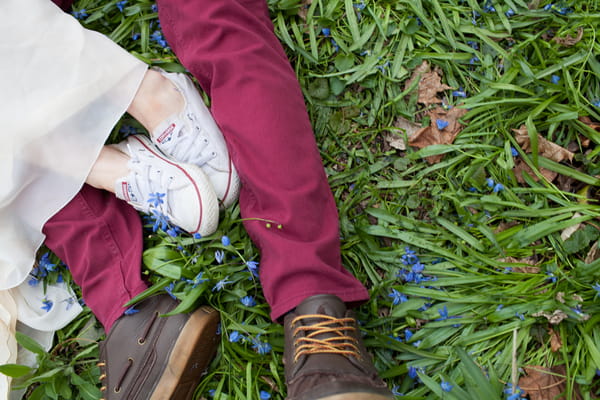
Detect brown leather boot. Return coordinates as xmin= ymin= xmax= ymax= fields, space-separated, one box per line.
xmin=284 ymin=295 xmax=394 ymax=400
xmin=98 ymin=295 xmax=220 ymax=400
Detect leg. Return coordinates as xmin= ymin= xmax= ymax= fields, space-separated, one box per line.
xmin=42 ymin=184 xmax=147 ymax=331
xmin=156 ymin=0 xmax=369 ymax=322
xmin=156 ymin=1 xmax=392 ymax=398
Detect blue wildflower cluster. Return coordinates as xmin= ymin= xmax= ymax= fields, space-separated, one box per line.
xmin=397 ymin=247 xmax=429 ymax=284
xmin=543 ymin=3 xmax=573 ymax=15
xmin=486 ymin=177 xmax=505 ymax=193
xmin=72 ymin=9 xmax=88 ymax=19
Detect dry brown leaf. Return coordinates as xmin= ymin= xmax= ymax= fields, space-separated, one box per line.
xmin=513 ymin=125 xmax=574 ymax=163
xmin=418 ymin=70 xmax=453 ymax=105
xmin=555 ymin=292 xmax=565 ymax=303
xmin=553 ymin=27 xmax=584 ymax=46
xmin=384 ymin=132 xmax=406 ymax=150
xmin=561 ymin=212 xmax=583 ymax=241
xmin=518 ymin=366 xmax=564 ymax=400
xmin=512 ymin=266 xmax=541 ymax=273
xmin=585 ymin=240 xmax=600 ymax=264
xmin=579 ymin=116 xmax=600 ymax=133
xmin=386 ymin=117 xmax=423 ymax=150
xmin=513 ymin=158 xmax=558 ymax=183
xmin=518 ymin=366 xmax=583 ymax=400
xmin=296 ymin=0 xmax=313 ymax=20
xmin=403 ymin=60 xmax=430 ymax=92
xmin=549 ymin=328 xmax=562 ymax=352
xmin=408 ymin=106 xmax=467 ymax=163
xmin=532 ymin=310 xmax=568 ymax=325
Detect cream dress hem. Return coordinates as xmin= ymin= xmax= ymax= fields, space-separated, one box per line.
xmin=0 ymin=0 xmax=147 ymax=398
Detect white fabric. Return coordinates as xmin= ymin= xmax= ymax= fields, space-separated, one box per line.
xmin=0 ymin=0 xmax=147 ymax=398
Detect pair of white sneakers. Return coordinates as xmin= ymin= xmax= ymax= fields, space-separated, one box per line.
xmin=113 ymin=69 xmax=239 ymax=237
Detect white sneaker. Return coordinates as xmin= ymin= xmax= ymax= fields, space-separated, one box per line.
xmin=113 ymin=135 xmax=219 ymax=236
xmin=151 ymin=68 xmax=240 ymax=208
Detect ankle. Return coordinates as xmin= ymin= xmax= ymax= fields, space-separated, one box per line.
xmin=127 ymin=69 xmax=184 ymax=132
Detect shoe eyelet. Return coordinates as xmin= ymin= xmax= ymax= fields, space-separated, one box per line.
xmin=114 ymin=387 xmax=121 ymax=394
xmin=138 ymin=338 xmax=146 ymax=345
xmin=211 ymin=152 xmax=216 ymax=157
xmin=204 ymin=138 xmax=209 ymax=144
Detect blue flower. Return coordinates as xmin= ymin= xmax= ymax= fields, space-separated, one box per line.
xmin=260 ymin=390 xmax=271 ymax=400
xmin=229 ymin=331 xmax=243 ymax=343
xmin=221 ymin=236 xmax=231 ymax=246
xmin=39 ymin=252 xmax=57 ymax=273
xmin=452 ymin=89 xmax=467 ymax=98
xmin=212 ymin=277 xmax=232 ymax=291
xmin=246 ymin=261 xmax=260 ymax=277
xmin=515 ymin=312 xmax=525 ymax=321
xmin=124 ymin=306 xmax=139 ymax=315
xmin=321 ymin=28 xmax=331 ymax=36
xmin=551 ymin=75 xmax=561 ymax=84
xmin=116 ymin=1 xmax=127 ymax=12
xmin=72 ymin=9 xmax=88 ymax=19
xmin=388 ymin=289 xmax=408 ymax=305
xmin=404 ymin=329 xmax=413 ymax=341
xmin=493 ymin=183 xmax=505 ymax=193
xmin=165 ymin=282 xmax=177 ymax=299
xmin=193 ymin=232 xmax=202 ymax=239
xmin=470 ymin=56 xmax=480 ymax=64
xmin=330 ymin=39 xmax=339 ymax=52
xmin=483 ymin=1 xmax=496 ymax=13
xmin=593 ymin=99 xmax=600 ymax=108
xmin=353 ymin=1 xmax=366 ymax=10
xmin=150 ymin=30 xmax=169 ymax=48
xmin=166 ymin=226 xmax=182 ymax=237
xmin=412 ymin=262 xmax=425 ymax=273
xmin=407 ymin=365 xmax=419 ymax=379
xmin=241 ymin=295 xmax=257 ymax=307
xmin=28 ymin=277 xmax=39 ymax=287
xmin=511 ymin=147 xmax=519 ymax=156
xmin=147 ymin=192 xmax=165 ymax=207
xmin=496 ymin=304 xmax=504 ymax=311
xmin=486 ymin=178 xmax=495 ymax=187
xmin=56 ymin=273 xmax=64 ymax=283
xmin=150 ymin=209 xmax=170 ymax=232
xmin=132 ymin=33 xmax=140 ymax=41
xmin=251 ymin=335 xmax=272 ymax=355
xmin=151 ymin=4 xmax=158 ymax=12
xmin=467 ymin=41 xmax=479 ymax=50
xmin=436 ymin=119 xmax=449 ymax=130
xmin=593 ymin=282 xmax=600 ymax=297
xmin=391 ymin=386 xmax=403 ymax=396
xmin=504 ymin=383 xmax=525 ymax=400
xmin=189 ymin=272 xmax=208 ymax=289
xmin=401 ymin=247 xmax=419 ymax=265
xmin=546 ymin=271 xmax=557 ymax=283
xmin=215 ymin=250 xmax=225 ymax=264
xmin=41 ymin=298 xmax=53 ymax=312
xmin=441 ymin=380 xmax=453 ymax=392
xmin=505 ymin=8 xmax=516 ymax=17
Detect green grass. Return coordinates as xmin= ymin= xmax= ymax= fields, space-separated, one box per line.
xmin=4 ymin=0 xmax=600 ymax=399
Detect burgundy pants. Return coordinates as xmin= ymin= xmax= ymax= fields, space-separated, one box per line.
xmin=45 ymin=0 xmax=368 ymax=330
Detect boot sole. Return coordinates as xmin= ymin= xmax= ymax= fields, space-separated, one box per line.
xmin=149 ymin=306 xmax=220 ymax=400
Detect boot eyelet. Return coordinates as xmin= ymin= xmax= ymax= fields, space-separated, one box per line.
xmin=138 ymin=338 xmax=146 ymax=345
xmin=114 ymin=386 xmax=121 ymax=394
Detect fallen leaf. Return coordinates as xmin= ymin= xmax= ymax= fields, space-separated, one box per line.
xmin=403 ymin=60 xmax=430 ymax=92
xmin=513 ymin=125 xmax=574 ymax=163
xmin=518 ymin=366 xmax=583 ymax=400
xmin=579 ymin=116 xmax=600 ymax=133
xmin=560 ymin=212 xmax=583 ymax=241
xmin=555 ymin=292 xmax=565 ymax=303
xmin=549 ymin=328 xmax=562 ymax=352
xmin=296 ymin=0 xmax=313 ymax=20
xmin=512 ymin=266 xmax=541 ymax=273
xmin=518 ymin=366 xmax=564 ymax=400
xmin=585 ymin=240 xmax=600 ymax=264
xmin=384 ymin=132 xmax=406 ymax=150
xmin=552 ymin=27 xmax=584 ymax=46
xmin=513 ymin=158 xmax=558 ymax=183
xmin=532 ymin=310 xmax=568 ymax=325
xmin=386 ymin=117 xmax=423 ymax=150
xmin=408 ymin=106 xmax=468 ymax=163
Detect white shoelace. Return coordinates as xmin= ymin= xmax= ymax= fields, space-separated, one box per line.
xmin=159 ymin=113 xmax=216 ymax=166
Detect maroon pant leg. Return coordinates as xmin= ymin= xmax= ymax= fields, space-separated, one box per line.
xmin=42 ymin=184 xmax=147 ymax=331
xmin=156 ymin=0 xmax=369 ymax=320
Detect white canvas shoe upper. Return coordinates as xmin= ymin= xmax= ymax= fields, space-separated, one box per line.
xmin=151 ymin=68 xmax=240 ymax=208
xmin=113 ymin=134 xmax=219 ymax=236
